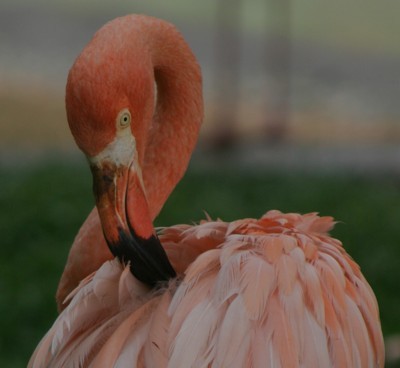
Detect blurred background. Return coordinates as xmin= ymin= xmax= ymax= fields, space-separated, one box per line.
xmin=1 ymin=0 xmax=400 ymax=366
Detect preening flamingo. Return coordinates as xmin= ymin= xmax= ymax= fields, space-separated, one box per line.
xmin=30 ymin=15 xmax=384 ymax=367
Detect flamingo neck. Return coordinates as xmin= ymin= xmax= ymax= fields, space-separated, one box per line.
xmin=140 ymin=19 xmax=203 ymax=220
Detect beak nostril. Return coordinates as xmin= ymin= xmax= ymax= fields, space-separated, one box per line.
xmin=102 ymin=174 xmax=114 ymax=184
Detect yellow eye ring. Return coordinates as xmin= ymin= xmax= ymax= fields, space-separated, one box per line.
xmin=118 ymin=110 xmax=131 ymax=128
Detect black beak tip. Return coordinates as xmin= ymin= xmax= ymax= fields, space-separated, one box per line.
xmin=108 ymin=229 xmax=176 ymax=287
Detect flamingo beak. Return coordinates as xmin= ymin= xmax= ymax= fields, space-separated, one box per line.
xmin=89 ymin=148 xmax=176 ymax=287
xmin=90 ymin=160 xmax=130 ymax=246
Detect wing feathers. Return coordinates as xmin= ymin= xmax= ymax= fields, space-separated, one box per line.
xmin=212 ymin=296 xmax=252 ymax=368
xmin=30 ymin=212 xmax=383 ymax=367
xmin=239 ymin=256 xmax=275 ymax=320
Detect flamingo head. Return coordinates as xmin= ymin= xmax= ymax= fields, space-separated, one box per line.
xmin=65 ymin=17 xmax=176 ymax=286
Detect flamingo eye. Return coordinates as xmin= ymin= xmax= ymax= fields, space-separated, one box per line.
xmin=118 ymin=110 xmax=131 ymax=128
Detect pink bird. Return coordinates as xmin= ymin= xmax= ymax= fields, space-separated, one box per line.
xmin=30 ymin=15 xmax=384 ymax=367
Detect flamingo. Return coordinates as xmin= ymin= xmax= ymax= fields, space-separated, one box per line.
xmin=30 ymin=14 xmax=384 ymax=367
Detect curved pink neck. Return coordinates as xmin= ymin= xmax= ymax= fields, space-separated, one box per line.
xmin=140 ymin=18 xmax=203 ymax=220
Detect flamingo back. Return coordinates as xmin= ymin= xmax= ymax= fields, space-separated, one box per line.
xmin=29 ymin=210 xmax=384 ymax=368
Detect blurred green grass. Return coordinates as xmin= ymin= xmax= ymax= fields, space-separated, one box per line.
xmin=1 ymin=159 xmax=400 ymax=366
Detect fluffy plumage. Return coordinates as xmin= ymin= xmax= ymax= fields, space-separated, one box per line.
xmin=30 ymin=211 xmax=384 ymax=367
